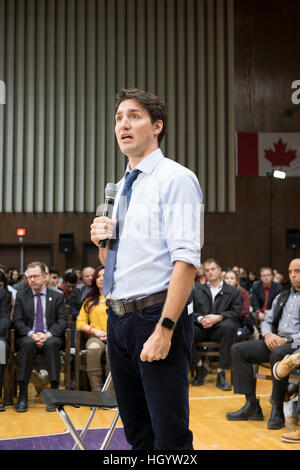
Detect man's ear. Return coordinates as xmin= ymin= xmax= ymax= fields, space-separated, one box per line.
xmin=153 ymin=120 xmax=163 ymax=137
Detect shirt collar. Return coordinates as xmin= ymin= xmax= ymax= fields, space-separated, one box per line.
xmin=32 ymin=286 xmax=47 ymax=296
xmin=291 ymin=286 xmax=300 ymax=295
xmin=207 ymin=280 xmax=223 ymax=290
xmin=125 ymin=148 xmax=164 ymax=176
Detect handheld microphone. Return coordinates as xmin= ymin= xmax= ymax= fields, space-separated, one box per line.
xmin=96 ymin=182 xmax=118 ymax=248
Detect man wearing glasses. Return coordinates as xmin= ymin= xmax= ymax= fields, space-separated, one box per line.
xmin=13 ymin=261 xmax=67 ymax=412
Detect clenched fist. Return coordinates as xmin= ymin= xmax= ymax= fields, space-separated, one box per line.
xmin=90 ymin=216 xmax=116 ymax=247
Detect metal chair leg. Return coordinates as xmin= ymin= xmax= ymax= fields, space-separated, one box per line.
xmin=58 ymin=407 xmax=87 ymax=450
xmin=72 ymin=371 xmax=118 ymax=451
xmin=100 ymin=409 xmax=120 ymax=450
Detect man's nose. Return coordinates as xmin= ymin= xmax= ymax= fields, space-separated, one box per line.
xmin=119 ymin=116 xmax=130 ymax=128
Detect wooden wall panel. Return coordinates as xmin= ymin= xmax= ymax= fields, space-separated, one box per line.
xmin=234 ymin=0 xmax=300 ymax=132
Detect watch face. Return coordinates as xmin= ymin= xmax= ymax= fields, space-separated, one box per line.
xmin=160 ymin=317 xmax=175 ymax=330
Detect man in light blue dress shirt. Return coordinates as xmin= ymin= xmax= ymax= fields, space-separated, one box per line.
xmin=226 ymin=258 xmax=300 ymax=430
xmin=91 ymin=89 xmax=202 ymax=450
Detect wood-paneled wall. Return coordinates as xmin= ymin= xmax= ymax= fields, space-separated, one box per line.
xmin=201 ymin=0 xmax=300 ymax=276
xmin=235 ymin=0 xmax=300 ymax=132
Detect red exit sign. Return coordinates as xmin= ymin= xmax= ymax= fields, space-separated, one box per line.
xmin=16 ymin=228 xmax=27 ymax=237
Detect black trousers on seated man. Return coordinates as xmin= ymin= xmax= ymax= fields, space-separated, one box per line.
xmin=16 ymin=336 xmax=64 ymax=385
xmin=192 ymin=319 xmax=238 ymax=370
xmin=231 ymin=339 xmax=294 ymax=402
xmin=107 ymin=303 xmax=194 ymax=450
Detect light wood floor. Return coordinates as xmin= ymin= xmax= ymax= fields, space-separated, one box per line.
xmin=1 ymin=368 xmax=300 ymax=450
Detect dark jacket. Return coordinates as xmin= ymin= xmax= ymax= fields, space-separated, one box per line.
xmin=250 ymin=280 xmax=284 ymax=312
xmin=271 ymin=290 xmax=292 ymax=334
xmin=192 ymin=281 xmax=242 ymax=323
xmin=0 ymin=287 xmax=11 ymax=337
xmin=13 ymin=286 xmax=67 ymax=338
xmin=68 ymin=284 xmax=91 ymax=320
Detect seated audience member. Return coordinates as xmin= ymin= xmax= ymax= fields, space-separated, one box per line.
xmin=191 ymin=258 xmax=242 ymax=390
xmin=29 ymin=265 xmax=64 ymax=395
xmin=48 ymin=266 xmax=61 ymax=290
xmin=226 ymin=258 xmax=300 ymax=430
xmin=251 ymin=266 xmax=284 ymax=325
xmin=0 ymin=270 xmax=16 ymax=307
xmin=0 ymin=286 xmax=12 ymax=411
xmin=12 ymin=272 xmax=27 ymax=292
xmin=195 ymin=264 xmax=206 ymax=284
xmin=8 ymin=268 xmax=20 ymax=286
xmin=69 ymin=266 xmax=95 ymax=321
xmin=273 ymin=272 xmax=284 ymax=285
xmin=76 ymin=266 xmax=109 ymax=391
xmin=73 ymin=267 xmax=82 ymax=285
xmin=248 ymin=271 xmax=257 ymax=289
xmin=224 ymin=270 xmax=255 ymax=340
xmin=69 ymin=266 xmax=95 ymax=347
xmin=273 ymin=348 xmax=300 ymax=443
xmin=58 ymin=271 xmax=78 ymax=302
xmin=13 ymin=261 xmax=67 ymax=412
xmin=239 ymin=267 xmax=252 ymax=292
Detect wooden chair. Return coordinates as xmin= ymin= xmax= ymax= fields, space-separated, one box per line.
xmin=196 ymin=341 xmax=233 ymax=383
xmin=5 ymin=327 xmax=72 ymax=405
xmin=74 ymin=329 xmax=108 ymax=391
xmin=74 ymin=329 xmax=90 ymax=391
xmin=2 ymin=330 xmax=11 ymax=405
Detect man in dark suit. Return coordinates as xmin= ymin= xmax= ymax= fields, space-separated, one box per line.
xmin=251 ymin=266 xmax=284 ymax=324
xmin=191 ymin=259 xmax=242 ymax=390
xmin=13 ymin=261 xmax=67 ymax=412
xmin=0 ymin=287 xmax=11 ymax=411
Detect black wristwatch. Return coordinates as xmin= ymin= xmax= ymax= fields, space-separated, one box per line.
xmin=284 ymin=335 xmax=293 ymax=343
xmin=158 ymin=316 xmax=176 ymax=331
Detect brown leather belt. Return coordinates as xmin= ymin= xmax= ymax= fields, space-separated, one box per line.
xmin=108 ymin=290 xmax=167 ymax=316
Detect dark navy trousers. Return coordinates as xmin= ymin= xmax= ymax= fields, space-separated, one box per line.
xmin=107 ymin=303 xmax=194 ymax=450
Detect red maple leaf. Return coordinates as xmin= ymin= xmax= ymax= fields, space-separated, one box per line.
xmin=264 ymin=138 xmax=297 ymax=167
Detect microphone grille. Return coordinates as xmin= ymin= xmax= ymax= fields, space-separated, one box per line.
xmin=104 ymin=183 xmax=118 ymax=199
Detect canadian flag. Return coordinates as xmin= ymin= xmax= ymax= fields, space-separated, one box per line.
xmin=236 ymin=132 xmax=300 ymax=176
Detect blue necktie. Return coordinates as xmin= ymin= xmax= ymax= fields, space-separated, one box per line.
xmin=34 ymin=293 xmax=45 ymax=333
xmin=102 ymin=169 xmax=141 ymax=296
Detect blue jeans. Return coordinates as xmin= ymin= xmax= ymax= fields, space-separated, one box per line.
xmin=107 ymin=303 xmax=194 ymax=450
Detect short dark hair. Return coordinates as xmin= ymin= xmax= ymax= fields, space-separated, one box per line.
xmin=203 ymin=258 xmax=222 ymax=269
xmin=49 ymin=266 xmax=60 ymax=275
xmin=115 ymin=88 xmax=167 ymax=145
xmin=63 ymin=271 xmax=77 ymax=284
xmin=260 ymin=266 xmax=272 ymax=274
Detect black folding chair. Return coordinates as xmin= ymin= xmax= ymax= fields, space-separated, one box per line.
xmin=40 ymin=372 xmax=120 ymax=450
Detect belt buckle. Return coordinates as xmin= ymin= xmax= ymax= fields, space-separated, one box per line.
xmin=113 ymin=301 xmax=126 ymax=316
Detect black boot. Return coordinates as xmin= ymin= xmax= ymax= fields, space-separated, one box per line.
xmin=267 ymin=403 xmax=285 ymax=429
xmin=15 ymin=382 xmax=28 ymax=412
xmin=216 ymin=370 xmax=232 ymax=391
xmin=226 ymin=399 xmax=264 ymax=421
xmin=191 ymin=365 xmax=208 ymax=386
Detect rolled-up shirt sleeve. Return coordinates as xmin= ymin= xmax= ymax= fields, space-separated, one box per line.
xmin=162 ymin=169 xmax=203 ymax=269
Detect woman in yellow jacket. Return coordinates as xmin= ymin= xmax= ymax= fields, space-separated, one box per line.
xmin=76 ymin=266 xmax=109 ymax=391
